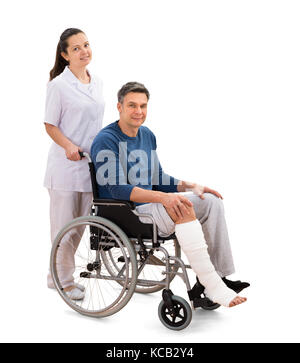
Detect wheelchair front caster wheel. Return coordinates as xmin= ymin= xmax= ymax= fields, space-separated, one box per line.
xmin=158 ymin=295 xmax=192 ymax=330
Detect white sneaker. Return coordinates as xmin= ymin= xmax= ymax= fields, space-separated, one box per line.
xmin=48 ymin=282 xmax=85 ymax=291
xmin=66 ymin=287 xmax=85 ymax=300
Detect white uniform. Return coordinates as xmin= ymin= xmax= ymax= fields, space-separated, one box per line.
xmin=44 ymin=66 xmax=105 ymax=289
xmin=44 ymin=66 xmax=105 ymax=192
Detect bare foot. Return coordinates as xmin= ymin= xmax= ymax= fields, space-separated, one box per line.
xmin=229 ymin=296 xmax=247 ymax=307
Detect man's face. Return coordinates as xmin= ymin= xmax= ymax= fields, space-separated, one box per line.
xmin=117 ymin=92 xmax=148 ymax=129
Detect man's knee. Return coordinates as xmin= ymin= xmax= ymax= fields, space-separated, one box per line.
xmin=203 ymin=193 xmax=224 ymax=212
xmin=165 ymin=204 xmax=197 ymax=224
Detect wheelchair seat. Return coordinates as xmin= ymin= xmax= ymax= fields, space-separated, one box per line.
xmin=86 ymin=155 xmax=175 ymax=242
xmin=93 ymin=198 xmax=175 ymax=241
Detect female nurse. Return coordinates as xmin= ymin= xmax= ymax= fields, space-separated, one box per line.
xmin=44 ymin=28 xmax=105 ymax=300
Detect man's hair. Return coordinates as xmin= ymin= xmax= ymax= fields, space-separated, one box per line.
xmin=117 ymin=82 xmax=150 ymax=103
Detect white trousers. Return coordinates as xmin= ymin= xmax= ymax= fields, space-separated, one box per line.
xmin=47 ymin=189 xmax=93 ymax=289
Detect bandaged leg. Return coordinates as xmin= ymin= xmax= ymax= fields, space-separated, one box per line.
xmin=175 ymin=220 xmax=237 ymax=307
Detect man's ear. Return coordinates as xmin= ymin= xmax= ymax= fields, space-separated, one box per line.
xmin=117 ymin=102 xmax=122 ymax=113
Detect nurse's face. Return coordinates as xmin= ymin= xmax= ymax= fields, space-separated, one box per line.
xmin=61 ymin=32 xmax=92 ymax=68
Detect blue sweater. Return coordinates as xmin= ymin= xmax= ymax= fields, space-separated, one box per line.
xmin=91 ymin=121 xmax=179 ymax=204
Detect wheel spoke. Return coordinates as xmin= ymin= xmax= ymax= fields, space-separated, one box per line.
xmin=132 ymin=239 xmax=181 ymax=293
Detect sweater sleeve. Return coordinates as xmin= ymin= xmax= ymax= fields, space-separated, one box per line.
xmin=91 ymin=133 xmax=135 ymax=200
xmin=152 ymin=160 xmax=179 ymax=193
xmin=150 ymin=132 xmax=179 ymax=193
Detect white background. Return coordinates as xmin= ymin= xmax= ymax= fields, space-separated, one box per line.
xmin=1 ymin=0 xmax=300 ymax=343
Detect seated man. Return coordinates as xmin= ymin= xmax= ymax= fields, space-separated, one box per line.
xmin=91 ymin=82 xmax=249 ymax=308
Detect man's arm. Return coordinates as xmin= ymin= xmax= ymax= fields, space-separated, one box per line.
xmin=150 ymin=132 xmax=222 ymax=200
xmin=130 ymin=187 xmax=193 ymax=219
xmin=177 ymin=180 xmax=223 ymax=200
xmin=151 ymin=152 xmax=222 ymax=199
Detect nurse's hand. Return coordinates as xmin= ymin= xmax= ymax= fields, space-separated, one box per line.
xmin=65 ymin=143 xmax=82 ymax=161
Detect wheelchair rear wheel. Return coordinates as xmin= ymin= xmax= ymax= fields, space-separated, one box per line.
xmin=135 ymin=238 xmax=181 ymax=293
xmin=101 ymin=238 xmax=181 ymax=294
xmin=50 ymin=216 xmax=137 ymax=318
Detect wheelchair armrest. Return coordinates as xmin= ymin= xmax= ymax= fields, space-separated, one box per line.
xmin=93 ymin=198 xmax=135 ymax=210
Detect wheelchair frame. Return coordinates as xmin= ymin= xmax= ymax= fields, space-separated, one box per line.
xmin=50 ymin=152 xmax=220 ymax=330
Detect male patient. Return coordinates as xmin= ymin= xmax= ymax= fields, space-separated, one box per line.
xmin=91 ymin=82 xmax=249 ymax=308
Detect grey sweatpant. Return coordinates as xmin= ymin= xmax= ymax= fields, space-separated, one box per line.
xmin=135 ymin=192 xmax=235 ymax=277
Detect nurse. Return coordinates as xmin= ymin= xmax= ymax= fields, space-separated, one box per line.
xmin=44 ymin=28 xmax=105 ymax=300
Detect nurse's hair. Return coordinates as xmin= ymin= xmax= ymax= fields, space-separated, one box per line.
xmin=117 ymin=82 xmax=150 ymax=104
xmin=49 ymin=28 xmax=84 ymax=81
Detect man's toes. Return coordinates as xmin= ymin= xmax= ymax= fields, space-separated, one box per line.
xmin=229 ymin=296 xmax=247 ymax=307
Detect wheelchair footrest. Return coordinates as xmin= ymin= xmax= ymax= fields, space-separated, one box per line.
xmin=193 ymin=296 xmax=220 ymax=310
xmin=187 ymin=282 xmax=205 ymax=301
xmin=80 ymin=272 xmax=92 ymax=278
xmin=162 ymin=289 xmax=175 ymax=315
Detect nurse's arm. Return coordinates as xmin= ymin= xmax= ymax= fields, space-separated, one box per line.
xmin=44 ymin=123 xmax=81 ymax=161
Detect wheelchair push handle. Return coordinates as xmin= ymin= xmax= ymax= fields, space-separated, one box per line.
xmin=78 ymin=151 xmax=92 ymax=163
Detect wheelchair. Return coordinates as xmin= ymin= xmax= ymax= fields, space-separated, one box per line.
xmin=50 ymin=152 xmax=220 ymax=330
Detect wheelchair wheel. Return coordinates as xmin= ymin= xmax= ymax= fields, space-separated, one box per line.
xmin=101 ymin=238 xmax=181 ymax=294
xmin=158 ymin=295 xmax=192 ymax=330
xmin=50 ymin=216 xmax=137 ymax=318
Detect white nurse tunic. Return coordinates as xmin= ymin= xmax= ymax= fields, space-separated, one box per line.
xmin=43 ymin=66 xmax=105 ymax=192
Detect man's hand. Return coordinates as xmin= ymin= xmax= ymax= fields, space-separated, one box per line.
xmin=191 ymin=184 xmax=223 ymax=200
xmin=161 ymin=193 xmax=193 ymax=219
